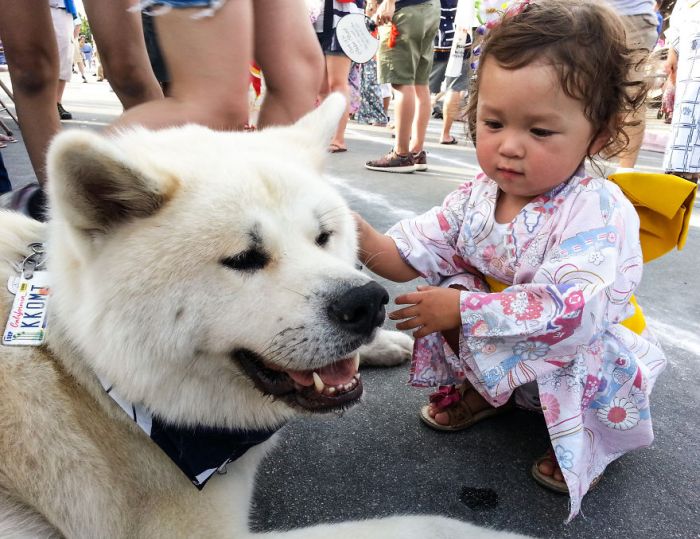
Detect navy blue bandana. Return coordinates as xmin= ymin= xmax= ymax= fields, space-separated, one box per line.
xmin=98 ymin=375 xmax=278 ymax=488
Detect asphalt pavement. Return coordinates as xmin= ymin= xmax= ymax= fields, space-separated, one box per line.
xmin=1 ymin=72 xmax=698 ymax=538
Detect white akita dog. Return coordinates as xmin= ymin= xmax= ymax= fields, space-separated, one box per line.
xmin=0 ymin=95 xmax=525 ymax=538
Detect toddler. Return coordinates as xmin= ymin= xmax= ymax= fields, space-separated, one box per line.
xmin=355 ymin=0 xmax=665 ymax=521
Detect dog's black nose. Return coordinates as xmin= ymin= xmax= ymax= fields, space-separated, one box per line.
xmin=328 ymin=281 xmax=390 ymax=337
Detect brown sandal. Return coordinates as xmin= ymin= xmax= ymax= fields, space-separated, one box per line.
xmin=419 ymin=384 xmax=513 ymax=432
xmin=531 ymin=448 xmax=601 ymax=494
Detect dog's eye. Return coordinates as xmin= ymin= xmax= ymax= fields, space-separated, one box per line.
xmin=221 ymin=249 xmax=269 ymax=272
xmin=315 ymin=231 xmax=332 ymax=247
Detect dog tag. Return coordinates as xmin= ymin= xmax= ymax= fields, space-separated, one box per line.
xmin=2 ymin=271 xmax=50 ymax=346
xmin=7 ymin=274 xmax=20 ymax=295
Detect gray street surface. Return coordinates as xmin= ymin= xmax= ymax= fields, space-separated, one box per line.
xmin=1 ymin=73 xmax=698 ymax=538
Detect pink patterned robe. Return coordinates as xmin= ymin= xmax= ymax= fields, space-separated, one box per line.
xmin=386 ymin=169 xmax=666 ymax=520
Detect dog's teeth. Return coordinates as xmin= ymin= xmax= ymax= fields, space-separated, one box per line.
xmin=354 ymin=373 xmax=361 ymax=380
xmin=327 ymin=386 xmax=336 ymax=395
xmin=343 ymin=383 xmax=353 ymax=392
xmin=312 ymin=372 xmax=325 ymax=393
xmin=353 ymin=354 xmax=360 ymax=371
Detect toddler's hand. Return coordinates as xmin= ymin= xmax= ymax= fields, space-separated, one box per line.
xmin=389 ymin=285 xmax=461 ymax=338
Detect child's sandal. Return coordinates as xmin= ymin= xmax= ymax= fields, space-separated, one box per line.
xmin=531 ymin=448 xmax=601 ymax=494
xmin=419 ymin=384 xmax=513 ymax=432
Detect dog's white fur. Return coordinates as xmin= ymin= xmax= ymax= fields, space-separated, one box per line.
xmin=0 ymin=95 xmax=526 ymax=538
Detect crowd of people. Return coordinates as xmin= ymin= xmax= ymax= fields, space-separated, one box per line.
xmin=0 ymin=1 xmax=697 ymax=194
xmin=0 ymin=0 xmax=697 ymax=524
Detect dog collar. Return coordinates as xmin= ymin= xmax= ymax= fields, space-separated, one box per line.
xmin=97 ymin=375 xmax=278 ymax=489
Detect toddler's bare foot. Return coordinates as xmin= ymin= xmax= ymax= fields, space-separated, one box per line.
xmin=419 ymin=383 xmax=513 ymax=431
xmin=428 ymin=383 xmax=491 ymax=426
xmin=531 ymin=448 xmax=569 ymax=493
xmin=536 ymin=450 xmax=564 ymax=483
xmin=532 ymin=448 xmax=602 ymax=493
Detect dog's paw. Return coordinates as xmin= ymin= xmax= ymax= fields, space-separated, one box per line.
xmin=358 ymin=328 xmax=413 ymax=367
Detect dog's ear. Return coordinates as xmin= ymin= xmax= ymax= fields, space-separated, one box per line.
xmin=286 ymin=93 xmax=347 ymax=169
xmin=47 ymin=130 xmax=178 ymax=234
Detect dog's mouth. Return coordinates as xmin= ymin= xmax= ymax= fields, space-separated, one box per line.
xmin=233 ymin=348 xmax=362 ymax=412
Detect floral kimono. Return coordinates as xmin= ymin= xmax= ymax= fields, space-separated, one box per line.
xmin=386 ymin=169 xmax=666 ymax=520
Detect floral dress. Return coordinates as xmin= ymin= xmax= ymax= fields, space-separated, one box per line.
xmin=386 ymin=169 xmax=666 ymax=521
xmin=356 ymin=59 xmax=388 ymax=126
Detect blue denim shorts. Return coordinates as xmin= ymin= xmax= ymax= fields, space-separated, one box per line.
xmin=139 ymin=0 xmax=227 ymax=17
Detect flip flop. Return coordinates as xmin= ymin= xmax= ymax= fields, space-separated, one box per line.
xmin=440 ymin=137 xmax=458 ymax=145
xmin=419 ymin=385 xmax=513 ymax=432
xmin=530 ymin=449 xmax=601 ymax=494
xmin=328 ymin=143 xmax=347 ymax=153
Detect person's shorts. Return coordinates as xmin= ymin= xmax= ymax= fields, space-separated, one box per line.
xmin=316 ymin=30 xmax=347 ymax=56
xmin=144 ymin=0 xmax=225 ymax=8
xmin=142 ymin=0 xmax=229 ymax=17
xmin=429 ymin=56 xmax=468 ymax=94
xmin=379 ymin=83 xmax=393 ymax=99
xmin=621 ymin=13 xmax=659 ymax=84
xmin=315 ymin=4 xmax=363 ymax=56
xmin=377 ymin=0 xmax=440 ymax=86
xmin=49 ymin=7 xmax=74 ymax=82
xmin=72 ymin=42 xmax=84 ymax=67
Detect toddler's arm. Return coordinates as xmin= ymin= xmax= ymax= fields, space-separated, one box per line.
xmin=354 ymin=213 xmax=420 ymax=282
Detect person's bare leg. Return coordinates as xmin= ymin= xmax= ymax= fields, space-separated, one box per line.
xmin=439 ymin=89 xmax=462 ymax=143
xmin=110 ymin=0 xmax=252 ymax=131
xmin=0 ymin=0 xmax=59 ymax=187
xmin=318 ymin=58 xmax=330 ymax=99
xmin=617 ymin=105 xmax=646 ymax=168
xmin=76 ymin=58 xmax=86 ymax=80
xmin=83 ymin=0 xmax=163 ymax=109
xmin=391 ymin=84 xmax=415 ymax=155
xmin=56 ymin=79 xmax=66 ymax=103
xmin=323 ymin=54 xmax=352 ymax=149
xmin=253 ymin=0 xmax=323 ymax=127
xmin=408 ymin=84 xmax=430 ymax=154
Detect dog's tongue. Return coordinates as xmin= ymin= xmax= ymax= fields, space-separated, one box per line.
xmin=286 ymin=356 xmax=358 ymax=386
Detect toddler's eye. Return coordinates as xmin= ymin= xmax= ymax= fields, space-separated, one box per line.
xmin=531 ymin=128 xmax=555 ymax=137
xmin=483 ymin=120 xmax=502 ymax=129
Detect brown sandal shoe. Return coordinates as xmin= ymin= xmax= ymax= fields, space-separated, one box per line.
xmin=419 ymin=384 xmax=513 ymax=432
xmin=531 ymin=448 xmax=601 ymax=494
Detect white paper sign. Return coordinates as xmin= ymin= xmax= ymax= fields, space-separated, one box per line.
xmin=446 ymin=0 xmax=475 ymax=78
xmin=336 ymin=14 xmax=379 ymax=64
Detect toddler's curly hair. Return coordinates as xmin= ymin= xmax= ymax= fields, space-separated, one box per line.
xmin=466 ymin=0 xmax=647 ymax=159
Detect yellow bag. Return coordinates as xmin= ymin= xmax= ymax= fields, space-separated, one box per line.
xmin=608 ymin=172 xmax=697 ymax=263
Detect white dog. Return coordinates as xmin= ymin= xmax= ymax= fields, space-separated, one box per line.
xmin=0 ymin=95 xmax=526 ymax=538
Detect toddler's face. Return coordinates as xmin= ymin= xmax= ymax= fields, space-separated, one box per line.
xmin=475 ymin=58 xmax=607 ymax=206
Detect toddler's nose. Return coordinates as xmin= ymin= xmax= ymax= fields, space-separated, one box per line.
xmin=499 ymin=132 xmax=525 ymax=158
